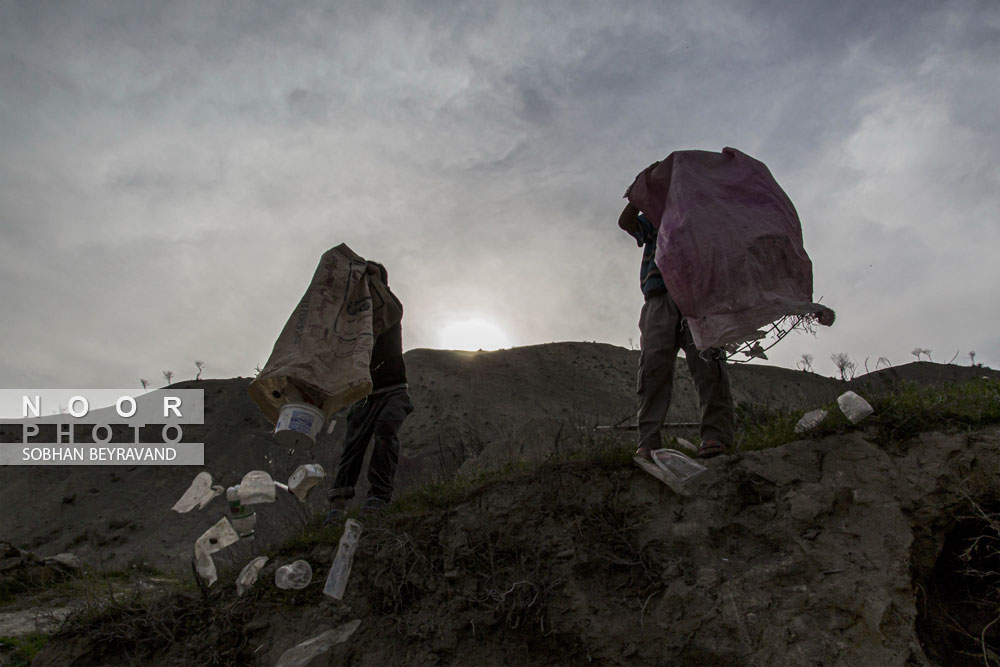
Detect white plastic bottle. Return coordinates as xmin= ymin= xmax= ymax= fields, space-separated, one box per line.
xmin=323 ymin=518 xmax=363 ymax=600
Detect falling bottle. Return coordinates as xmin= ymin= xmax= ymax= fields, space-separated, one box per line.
xmin=323 ymin=518 xmax=363 ymax=600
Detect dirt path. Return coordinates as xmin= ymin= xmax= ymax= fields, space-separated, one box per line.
xmin=0 ymin=604 xmax=74 ymax=636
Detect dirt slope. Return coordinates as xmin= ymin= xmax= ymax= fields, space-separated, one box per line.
xmin=0 ymin=344 xmax=993 ymax=574
xmin=30 ymin=426 xmax=1000 ymax=666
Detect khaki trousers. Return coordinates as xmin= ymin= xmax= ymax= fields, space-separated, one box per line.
xmin=637 ymin=292 xmax=735 ymax=451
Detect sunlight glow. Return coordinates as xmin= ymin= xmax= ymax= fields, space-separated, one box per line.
xmin=438 ymin=317 xmax=511 ymax=351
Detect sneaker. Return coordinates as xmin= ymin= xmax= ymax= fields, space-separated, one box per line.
xmin=696 ymin=439 xmax=727 ymax=459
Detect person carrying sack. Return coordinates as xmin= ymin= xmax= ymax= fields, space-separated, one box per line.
xmin=619 ymin=198 xmax=736 ymax=461
xmin=325 ymin=262 xmax=414 ymax=523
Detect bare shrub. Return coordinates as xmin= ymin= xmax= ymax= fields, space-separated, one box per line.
xmin=831 ymin=352 xmax=856 ymax=381
xmin=796 ymin=354 xmax=813 ymax=373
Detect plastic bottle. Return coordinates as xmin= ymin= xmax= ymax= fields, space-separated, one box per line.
xmin=275 ymin=560 xmax=313 ymax=589
xmin=226 ymin=485 xmax=257 ymax=539
xmin=230 ymin=512 xmax=257 ymax=538
xmin=226 ymin=485 xmax=241 ymax=513
xmin=324 ymin=518 xmax=363 ymax=600
xmin=288 ymin=463 xmax=327 ymax=502
xmin=239 ymin=471 xmax=277 ymax=505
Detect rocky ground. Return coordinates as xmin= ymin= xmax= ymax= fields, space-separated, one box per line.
xmin=0 ymin=345 xmax=997 ymax=665
xmin=25 ymin=424 xmax=1000 ymax=666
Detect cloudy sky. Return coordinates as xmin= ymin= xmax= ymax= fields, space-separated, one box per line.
xmin=2 ymin=0 xmax=998 ymax=389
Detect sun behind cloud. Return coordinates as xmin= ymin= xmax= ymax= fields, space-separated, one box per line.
xmin=438 ymin=317 xmax=511 ymax=351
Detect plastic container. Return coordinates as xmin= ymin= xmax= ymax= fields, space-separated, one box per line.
xmin=273 ymin=620 xmax=362 ymax=667
xmin=225 ymin=485 xmax=258 ymax=538
xmin=195 ymin=548 xmax=217 ymax=586
xmin=238 ymin=471 xmax=276 ymax=505
xmin=172 ymin=472 xmax=223 ymax=513
xmin=236 ymin=556 xmax=268 ymax=596
xmin=274 ymin=402 xmax=325 ymax=448
xmin=795 ymin=408 xmax=828 ymax=433
xmin=230 ymin=512 xmax=257 ymax=538
xmin=288 ymin=463 xmax=327 ymax=502
xmin=324 ymin=518 xmax=363 ymax=600
xmin=193 ymin=517 xmax=241 ymax=586
xmin=634 ymin=449 xmax=708 ymax=496
xmin=226 ymin=485 xmax=241 ymax=512
xmin=195 ymin=517 xmax=240 ymax=555
xmin=837 ymin=391 xmax=874 ymax=424
xmin=275 ymin=560 xmax=313 ymax=590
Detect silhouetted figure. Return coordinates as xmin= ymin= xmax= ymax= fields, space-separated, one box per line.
xmin=326 ymin=263 xmax=414 ymax=522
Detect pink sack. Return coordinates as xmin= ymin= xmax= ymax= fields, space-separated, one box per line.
xmin=626 ymin=147 xmax=826 ymax=350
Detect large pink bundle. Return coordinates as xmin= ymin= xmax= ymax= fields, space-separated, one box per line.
xmin=626 ymin=147 xmax=825 ymax=350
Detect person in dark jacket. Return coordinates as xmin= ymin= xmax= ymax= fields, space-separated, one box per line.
xmin=619 ymin=200 xmax=735 ymax=460
xmin=326 ymin=263 xmax=414 ymax=521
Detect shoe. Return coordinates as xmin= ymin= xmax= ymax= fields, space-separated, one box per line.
xmin=362 ymin=497 xmax=387 ymax=513
xmin=323 ymin=495 xmax=348 ymax=526
xmin=696 ymin=439 xmax=727 ymax=459
xmin=327 ymin=486 xmax=355 ymax=502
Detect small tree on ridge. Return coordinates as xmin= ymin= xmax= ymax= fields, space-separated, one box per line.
xmin=831 ymin=352 xmax=856 ymax=381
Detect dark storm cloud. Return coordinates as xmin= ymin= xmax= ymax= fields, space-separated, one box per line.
xmin=0 ymin=0 xmax=998 ymax=386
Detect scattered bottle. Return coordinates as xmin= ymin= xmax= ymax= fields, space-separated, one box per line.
xmin=324 ymin=518 xmax=363 ymax=600
xmin=225 ymin=485 xmax=257 ymax=538
xmin=239 ymin=471 xmax=277 ymax=505
xmin=288 ymin=463 xmax=327 ymax=502
xmin=275 ymin=560 xmax=313 ymax=590
xmin=236 ymin=556 xmax=268 ymax=596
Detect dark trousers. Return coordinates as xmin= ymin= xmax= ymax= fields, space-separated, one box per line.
xmin=332 ymin=387 xmax=414 ymax=503
xmin=637 ymin=291 xmax=735 ymax=451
